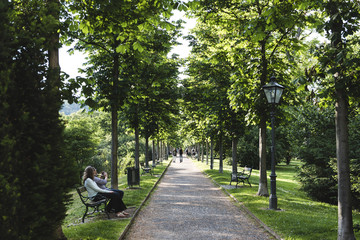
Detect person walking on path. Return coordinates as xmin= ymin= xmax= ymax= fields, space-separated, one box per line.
xmin=179 ymin=147 xmax=183 ymax=163
xmin=123 ymin=157 xmax=273 ymax=240
xmin=172 ymin=148 xmax=177 ymax=163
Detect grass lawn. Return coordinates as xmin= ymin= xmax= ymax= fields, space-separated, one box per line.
xmin=62 ymin=157 xmax=360 ymax=240
xmin=194 ymin=158 xmax=360 ymax=240
xmin=62 ymin=160 xmax=170 ymax=240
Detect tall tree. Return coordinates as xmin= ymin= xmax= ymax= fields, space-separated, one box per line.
xmin=66 ymin=0 xmax=182 ymax=188
xmin=310 ymin=1 xmax=360 ymax=238
xmin=0 ymin=0 xmax=77 ymax=239
xmin=188 ymin=0 xmax=305 ymax=186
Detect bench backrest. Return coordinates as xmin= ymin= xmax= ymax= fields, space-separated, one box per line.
xmin=140 ymin=162 xmax=150 ymax=169
xmin=76 ymin=186 xmax=90 ymax=205
xmin=243 ymin=167 xmax=252 ymax=176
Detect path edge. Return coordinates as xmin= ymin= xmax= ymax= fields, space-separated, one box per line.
xmin=118 ymin=160 xmax=172 ymax=240
xmin=198 ymin=165 xmax=283 ymax=240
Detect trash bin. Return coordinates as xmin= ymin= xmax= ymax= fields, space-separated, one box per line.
xmin=126 ymin=167 xmax=140 ymax=187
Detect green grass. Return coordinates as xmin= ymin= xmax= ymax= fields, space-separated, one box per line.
xmin=194 ymin=158 xmax=360 ymax=240
xmin=63 ymin=158 xmax=360 ymax=239
xmin=62 ymin=161 xmax=170 ymax=240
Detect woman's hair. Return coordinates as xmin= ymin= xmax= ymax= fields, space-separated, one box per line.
xmin=82 ymin=166 xmax=94 ymax=184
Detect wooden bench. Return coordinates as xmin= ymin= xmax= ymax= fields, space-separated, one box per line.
xmin=229 ymin=166 xmax=252 ymax=188
xmin=76 ymin=186 xmax=110 ymax=222
xmin=140 ymin=162 xmax=153 ymax=176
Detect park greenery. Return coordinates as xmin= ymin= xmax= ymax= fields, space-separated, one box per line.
xmin=1 ymin=0 xmax=360 ymax=239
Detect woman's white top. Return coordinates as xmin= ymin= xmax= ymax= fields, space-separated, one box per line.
xmin=84 ymin=178 xmax=112 ymax=199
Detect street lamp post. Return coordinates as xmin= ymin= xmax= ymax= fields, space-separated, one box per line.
xmin=262 ymin=76 xmax=285 ymax=210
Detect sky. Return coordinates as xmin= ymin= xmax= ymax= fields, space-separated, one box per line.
xmin=59 ymin=10 xmax=197 ymax=79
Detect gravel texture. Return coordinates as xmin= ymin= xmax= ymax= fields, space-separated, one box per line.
xmin=123 ymin=157 xmax=275 ymax=240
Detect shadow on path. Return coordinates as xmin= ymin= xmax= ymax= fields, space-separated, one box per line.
xmin=123 ymin=157 xmax=274 ymax=240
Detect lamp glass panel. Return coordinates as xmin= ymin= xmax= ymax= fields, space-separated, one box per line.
xmin=264 ymin=87 xmax=276 ymax=103
xmin=274 ymin=88 xmax=284 ymax=104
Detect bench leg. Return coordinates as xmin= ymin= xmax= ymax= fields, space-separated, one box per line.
xmin=104 ymin=202 xmax=110 ymax=219
xmin=82 ymin=206 xmax=88 ymax=223
xmin=247 ymin=179 xmax=252 ymax=187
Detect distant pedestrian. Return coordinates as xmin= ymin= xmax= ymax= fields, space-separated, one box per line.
xmin=172 ymin=148 xmax=177 ymax=163
xmin=191 ymin=148 xmax=195 ymax=157
xmin=179 ymin=148 xmax=183 ymax=163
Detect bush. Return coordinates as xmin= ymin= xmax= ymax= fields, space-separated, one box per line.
xmin=237 ymin=126 xmax=259 ymax=168
xmin=292 ymin=104 xmax=339 ymax=204
xmin=297 ymin=163 xmax=337 ymax=204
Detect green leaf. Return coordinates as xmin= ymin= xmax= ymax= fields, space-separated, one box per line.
xmin=116 ymin=44 xmax=127 ymax=54
xmin=133 ymin=42 xmax=144 ymax=52
xmin=79 ymin=22 xmax=89 ymax=34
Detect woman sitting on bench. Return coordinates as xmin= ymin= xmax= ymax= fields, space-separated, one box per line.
xmin=83 ymin=166 xmax=129 ymax=218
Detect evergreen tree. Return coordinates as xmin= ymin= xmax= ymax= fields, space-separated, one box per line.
xmin=0 ymin=1 xmax=77 ymax=239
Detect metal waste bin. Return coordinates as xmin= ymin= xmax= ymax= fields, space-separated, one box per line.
xmin=126 ymin=167 xmax=140 ymax=187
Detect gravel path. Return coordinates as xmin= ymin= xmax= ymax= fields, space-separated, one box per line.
xmin=123 ymin=157 xmax=274 ymax=240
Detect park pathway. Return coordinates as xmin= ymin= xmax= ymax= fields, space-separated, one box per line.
xmin=123 ymin=156 xmax=274 ymax=240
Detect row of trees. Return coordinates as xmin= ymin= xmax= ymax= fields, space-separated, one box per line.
xmin=62 ymin=110 xmax=169 ymax=181
xmin=0 ymin=0 xmax=77 ymax=239
xmin=0 ymin=0 xmax=185 ymax=239
xmin=181 ymin=1 xmax=360 ymax=239
xmin=63 ymin=0 xmax=185 ymax=189
xmin=2 ymin=0 xmax=360 ymax=239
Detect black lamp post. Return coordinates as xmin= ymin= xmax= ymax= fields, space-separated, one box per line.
xmin=262 ymin=76 xmax=284 ymax=210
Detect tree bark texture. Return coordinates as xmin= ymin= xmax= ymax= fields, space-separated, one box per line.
xmin=257 ymin=115 xmax=269 ymax=196
xmin=152 ymin=140 xmax=155 ymax=167
xmin=157 ymin=139 xmax=160 ymax=161
xmin=47 ymin=1 xmax=67 ymax=238
xmin=326 ymin=1 xmax=355 ymax=238
xmin=111 ymin=107 xmax=118 ymax=189
xmin=206 ymin=140 xmax=209 ymax=165
xmin=110 ymin=49 xmax=120 ymax=189
xmin=257 ymin=37 xmax=269 ymax=196
xmin=219 ymin=132 xmax=223 ymax=173
xmin=145 ymin=137 xmax=149 ymax=166
xmin=335 ymin=88 xmax=355 ymax=240
xmin=201 ymin=143 xmax=204 ymax=162
xmin=232 ymin=137 xmax=238 ymax=175
xmin=135 ymin=124 xmax=139 ymax=169
xmin=210 ymin=139 xmax=214 ymax=170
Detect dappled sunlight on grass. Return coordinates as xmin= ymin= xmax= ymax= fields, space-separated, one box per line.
xmin=194 ymin=157 xmax=360 ymax=240
xmin=65 ymin=219 xmax=130 ymax=240
xmin=63 ymin=160 xmax=170 ymax=239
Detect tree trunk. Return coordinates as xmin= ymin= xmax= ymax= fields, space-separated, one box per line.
xmin=47 ymin=1 xmax=67 ymax=238
xmin=232 ymin=137 xmax=238 ymax=176
xmin=145 ymin=136 xmax=149 ymax=167
xmin=206 ymin=140 xmax=209 ymax=165
xmin=326 ymin=2 xmax=355 ymax=238
xmin=257 ymin=117 xmax=269 ymax=196
xmin=335 ymin=87 xmax=355 ymax=240
xmin=53 ymin=226 xmax=66 ymax=240
xmin=111 ymin=106 xmax=118 ymax=189
xmin=257 ymin=38 xmax=269 ymax=197
xmin=201 ymin=142 xmax=204 ymax=162
xmin=157 ymin=139 xmax=160 ymax=161
xmin=219 ymin=132 xmax=223 ymax=173
xmin=110 ymin=50 xmax=119 ymax=189
xmin=210 ymin=138 xmax=214 ymax=170
xmin=197 ymin=143 xmax=200 ymax=161
xmin=160 ymin=140 xmax=162 ymax=162
xmin=134 ymin=123 xmax=139 ymax=170
xmin=152 ymin=140 xmax=155 ymax=168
